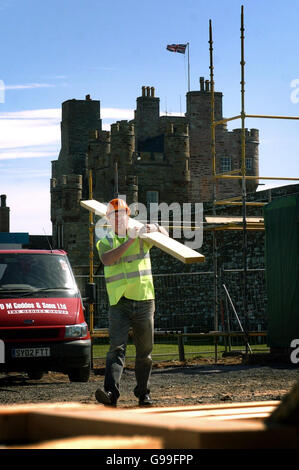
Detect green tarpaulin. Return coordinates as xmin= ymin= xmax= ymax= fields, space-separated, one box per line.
xmin=264 ymin=195 xmax=299 ymax=349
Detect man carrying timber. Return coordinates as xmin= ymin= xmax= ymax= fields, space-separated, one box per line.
xmin=95 ymin=198 xmax=168 ymax=407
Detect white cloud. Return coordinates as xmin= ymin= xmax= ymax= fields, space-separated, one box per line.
xmin=0 ymin=108 xmax=61 ymax=119
xmin=0 ymin=117 xmax=60 ymax=149
xmin=0 ymin=147 xmax=57 ymax=161
xmin=4 ymin=83 xmax=56 ymax=90
xmin=0 ymin=107 xmax=137 ymax=159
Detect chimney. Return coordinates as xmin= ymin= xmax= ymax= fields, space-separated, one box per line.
xmin=205 ymin=80 xmax=210 ymax=92
xmin=200 ymin=77 xmax=205 ymax=91
xmin=150 ymin=87 xmax=155 ymax=97
xmin=0 ymin=194 xmax=10 ymax=232
xmin=85 ymin=94 xmax=91 ymax=100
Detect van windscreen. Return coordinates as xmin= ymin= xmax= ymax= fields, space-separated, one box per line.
xmin=0 ymin=253 xmax=78 ymax=297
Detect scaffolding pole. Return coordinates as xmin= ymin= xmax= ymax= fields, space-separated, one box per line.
xmin=88 ymin=169 xmax=94 ymax=334
xmin=209 ymin=19 xmax=218 ymax=335
xmin=240 ymin=5 xmax=249 ymax=340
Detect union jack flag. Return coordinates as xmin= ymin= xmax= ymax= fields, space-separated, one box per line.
xmin=166 ymin=44 xmax=187 ymax=54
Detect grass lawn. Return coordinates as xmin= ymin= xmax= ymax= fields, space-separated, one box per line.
xmin=92 ymin=340 xmax=269 ymax=362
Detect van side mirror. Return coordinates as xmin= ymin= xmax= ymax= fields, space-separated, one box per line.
xmin=84 ymin=282 xmax=96 ymax=304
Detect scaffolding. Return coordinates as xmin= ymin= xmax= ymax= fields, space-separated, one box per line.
xmin=208 ymin=5 xmax=299 ymax=345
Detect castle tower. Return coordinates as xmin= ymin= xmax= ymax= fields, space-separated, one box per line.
xmin=50 ymin=95 xmax=102 ymax=264
xmin=50 ymin=175 xmax=83 ymax=234
xmin=186 ymin=78 xmax=225 ymax=201
xmin=110 ymin=121 xmax=136 ymax=202
xmin=57 ymin=95 xmax=102 ymax=177
xmin=50 ymin=174 xmax=89 ymax=265
xmin=186 ymin=77 xmax=259 ymax=201
xmin=87 ymin=130 xmax=111 ymax=201
xmin=135 ymin=86 xmax=160 ymax=143
xmin=164 ymin=122 xmax=191 ymax=203
xmin=88 ymin=130 xmax=111 ymax=171
xmin=230 ymin=128 xmax=259 ymax=194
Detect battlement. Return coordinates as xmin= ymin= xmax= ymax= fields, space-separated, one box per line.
xmin=51 ymin=174 xmax=82 ymax=190
xmin=186 ymin=80 xmax=223 ymax=124
xmin=165 ymin=122 xmax=189 ymax=136
xmin=61 ymin=94 xmax=100 ymax=117
xmin=89 ymin=129 xmax=111 ymax=141
xmin=231 ymin=128 xmax=259 ymax=141
xmin=63 ymin=94 xmax=94 ymax=104
xmin=111 ymin=120 xmax=135 ymax=135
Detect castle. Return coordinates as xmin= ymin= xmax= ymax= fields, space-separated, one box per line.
xmin=50 ymin=80 xmax=259 ymax=267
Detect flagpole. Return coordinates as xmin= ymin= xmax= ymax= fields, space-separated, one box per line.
xmin=187 ymin=42 xmax=190 ymax=92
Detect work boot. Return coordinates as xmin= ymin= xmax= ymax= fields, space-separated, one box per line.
xmin=138 ymin=394 xmax=153 ymax=407
xmin=95 ymin=388 xmax=117 ymax=407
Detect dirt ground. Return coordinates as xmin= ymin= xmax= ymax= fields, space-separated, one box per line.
xmin=0 ymin=356 xmax=298 ymax=408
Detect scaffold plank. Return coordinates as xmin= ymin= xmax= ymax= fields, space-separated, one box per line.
xmin=80 ymin=199 xmax=205 ymax=264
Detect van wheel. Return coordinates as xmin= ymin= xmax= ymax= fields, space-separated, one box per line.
xmin=67 ymin=365 xmax=90 ymax=382
xmin=27 ymin=370 xmax=44 ymax=380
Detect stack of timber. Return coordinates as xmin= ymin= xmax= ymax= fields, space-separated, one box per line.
xmin=0 ymin=400 xmax=299 ymax=449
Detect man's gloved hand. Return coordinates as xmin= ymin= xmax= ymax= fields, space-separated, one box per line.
xmin=136 ymin=224 xmax=159 ymax=238
xmin=127 ymin=226 xmax=140 ymax=239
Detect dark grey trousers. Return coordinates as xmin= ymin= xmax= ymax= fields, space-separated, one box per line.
xmin=104 ymin=297 xmax=155 ymax=401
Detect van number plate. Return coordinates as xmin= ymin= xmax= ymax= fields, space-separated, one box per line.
xmin=11 ymin=348 xmax=51 ymax=358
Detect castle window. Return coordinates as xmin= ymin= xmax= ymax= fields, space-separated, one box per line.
xmin=246 ymin=157 xmax=253 ymax=170
xmin=220 ymin=156 xmax=232 ymax=173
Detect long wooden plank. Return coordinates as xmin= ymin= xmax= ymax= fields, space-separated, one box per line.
xmin=80 ymin=199 xmax=205 ymax=264
xmin=1 ymin=401 xmax=299 ymax=449
xmin=132 ymin=400 xmax=280 ymax=416
xmin=8 ymin=435 xmax=162 ymax=449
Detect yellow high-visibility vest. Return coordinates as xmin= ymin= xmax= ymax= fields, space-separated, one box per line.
xmin=97 ymin=233 xmax=155 ymax=306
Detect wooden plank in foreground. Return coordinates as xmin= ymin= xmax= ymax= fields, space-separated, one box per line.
xmin=8 ymin=435 xmax=162 ymax=450
xmin=1 ymin=401 xmax=299 ymax=449
xmin=80 ymin=199 xmax=205 ymax=264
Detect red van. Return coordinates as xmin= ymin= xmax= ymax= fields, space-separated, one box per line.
xmin=0 ymin=249 xmax=91 ymax=382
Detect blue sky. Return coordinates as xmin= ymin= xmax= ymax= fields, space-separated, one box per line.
xmin=1 ymin=0 xmax=299 ymax=234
